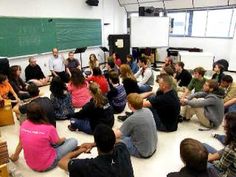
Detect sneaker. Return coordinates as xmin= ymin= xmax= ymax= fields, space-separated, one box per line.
xmin=118 ymin=115 xmax=128 ymax=122
xmin=68 ymin=125 xmax=77 ymax=131
xmin=178 ymin=115 xmax=189 ymax=123
xmin=125 ymin=111 xmax=133 ymax=116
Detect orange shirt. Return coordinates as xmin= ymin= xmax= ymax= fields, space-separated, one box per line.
xmin=0 ymin=82 xmax=12 ymax=99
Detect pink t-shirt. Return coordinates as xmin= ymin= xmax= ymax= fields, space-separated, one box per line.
xmin=20 ymin=120 xmax=59 ymax=171
xmin=67 ymin=82 xmax=91 ymax=108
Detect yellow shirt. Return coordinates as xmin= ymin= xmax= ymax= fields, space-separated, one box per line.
xmin=0 ymin=82 xmax=13 ymax=99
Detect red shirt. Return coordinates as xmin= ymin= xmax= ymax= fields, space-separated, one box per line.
xmin=87 ymin=75 xmax=109 ymax=94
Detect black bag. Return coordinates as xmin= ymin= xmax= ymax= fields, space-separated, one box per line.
xmin=0 ymin=58 xmax=10 ymax=76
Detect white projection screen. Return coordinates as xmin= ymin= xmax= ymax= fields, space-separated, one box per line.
xmin=131 ymin=17 xmax=170 ymax=48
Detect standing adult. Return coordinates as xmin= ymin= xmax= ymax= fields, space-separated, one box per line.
xmin=49 ymin=48 xmax=68 ymax=83
xmin=65 ymin=51 xmax=80 ymax=76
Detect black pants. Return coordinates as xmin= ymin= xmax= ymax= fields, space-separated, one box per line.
xmin=55 ymin=71 xmax=69 ymax=83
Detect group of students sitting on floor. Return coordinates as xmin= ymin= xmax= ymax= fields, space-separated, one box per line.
xmin=1 ymin=49 xmax=236 ymax=177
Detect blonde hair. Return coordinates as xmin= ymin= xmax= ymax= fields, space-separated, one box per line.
xmin=89 ymin=82 xmax=106 ymax=108
xmin=127 ymin=93 xmax=143 ymax=110
xmin=120 ymin=64 xmax=136 ymax=81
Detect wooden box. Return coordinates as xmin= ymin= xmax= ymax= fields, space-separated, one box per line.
xmin=0 ymin=164 xmax=8 ymax=177
xmin=0 ymin=100 xmax=14 ymax=126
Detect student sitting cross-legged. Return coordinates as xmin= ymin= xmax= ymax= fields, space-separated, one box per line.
xmin=59 ymin=124 xmax=134 ymax=177
xmin=107 ymin=71 xmax=127 ymax=114
xmin=10 ymin=102 xmax=78 ymax=172
xmin=114 ymin=93 xmax=157 ymax=158
xmin=68 ymin=82 xmax=114 ymax=134
xmin=167 ymin=138 xmax=210 ymax=177
xmin=180 ymin=79 xmax=225 ymax=128
xmin=203 ymin=112 xmax=236 ymax=177
xmin=143 ymin=74 xmax=180 ymax=132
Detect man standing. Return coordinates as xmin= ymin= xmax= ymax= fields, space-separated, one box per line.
xmin=49 ymin=48 xmax=68 ymax=83
xmin=66 ymin=51 xmax=80 ymax=76
xmin=25 ymin=57 xmax=49 ymax=86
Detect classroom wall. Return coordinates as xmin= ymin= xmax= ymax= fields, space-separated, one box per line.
xmin=169 ymin=37 xmax=233 ymax=60
xmin=0 ymin=0 xmax=127 ymax=79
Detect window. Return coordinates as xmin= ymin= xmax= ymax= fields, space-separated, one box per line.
xmin=168 ymin=12 xmax=189 ymax=36
xmin=168 ymin=8 xmax=236 ymax=38
xmin=191 ymin=11 xmax=207 ymax=37
xmin=206 ymin=9 xmax=232 ymax=37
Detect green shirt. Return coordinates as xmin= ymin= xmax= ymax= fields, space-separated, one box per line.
xmin=187 ymin=77 xmax=207 ymax=92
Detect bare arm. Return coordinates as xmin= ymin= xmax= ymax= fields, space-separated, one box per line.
xmin=114 ymin=129 xmax=122 ymax=139
xmin=208 ymin=153 xmax=220 ymax=162
xmin=140 ymin=91 xmax=154 ymax=99
xmin=224 ymin=98 xmax=236 ymax=108
xmin=143 ymin=100 xmax=152 ymax=107
xmin=10 ymin=141 xmax=22 ymax=162
xmin=9 ymin=87 xmax=20 ymax=102
xmin=58 ymin=147 xmax=87 ymax=171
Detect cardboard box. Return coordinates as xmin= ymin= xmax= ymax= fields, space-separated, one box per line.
xmin=0 ymin=100 xmax=14 ymax=126
xmin=0 ymin=164 xmax=8 ymax=177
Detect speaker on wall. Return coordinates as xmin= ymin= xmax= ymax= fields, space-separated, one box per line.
xmin=86 ymin=0 xmax=99 ymax=6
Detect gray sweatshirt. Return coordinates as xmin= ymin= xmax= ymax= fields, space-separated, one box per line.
xmin=186 ymin=91 xmax=224 ymax=127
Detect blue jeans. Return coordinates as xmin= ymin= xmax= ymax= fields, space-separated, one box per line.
xmin=70 ymin=118 xmax=93 ymax=134
xmin=214 ymin=134 xmax=226 ymax=145
xmin=202 ymin=143 xmax=222 ymax=176
xmin=46 ymin=138 xmax=78 ymax=171
xmin=149 ymin=107 xmax=167 ymax=131
xmin=228 ymin=104 xmax=236 ymax=112
xmin=121 ymin=137 xmax=141 ymax=158
xmin=138 ymin=84 xmax=152 ymax=93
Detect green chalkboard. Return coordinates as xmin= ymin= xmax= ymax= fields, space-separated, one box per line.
xmin=0 ymin=17 xmax=102 ymax=57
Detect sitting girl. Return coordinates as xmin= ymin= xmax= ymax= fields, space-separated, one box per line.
xmin=67 ymin=69 xmax=91 ymax=108
xmin=10 ymin=102 xmax=77 ymax=172
xmin=50 ymin=77 xmax=74 ymax=120
xmin=68 ymin=82 xmax=114 ymax=134
xmin=204 ymin=112 xmax=236 ymax=177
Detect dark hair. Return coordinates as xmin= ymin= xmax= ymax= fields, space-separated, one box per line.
xmin=126 ymin=54 xmax=134 ymax=62
xmin=224 ymin=112 xmax=236 ymax=148
xmin=0 ymin=74 xmax=7 ymax=84
xmin=139 ymin=56 xmax=147 ymax=65
xmin=180 ymin=138 xmax=208 ymax=171
xmin=89 ymin=54 xmax=98 ymax=69
xmin=68 ymin=51 xmax=74 ymax=55
xmin=206 ymin=79 xmax=219 ymax=92
xmin=27 ymin=83 xmax=40 ymax=97
xmin=94 ymin=124 xmax=116 ymax=153
xmin=193 ymin=67 xmax=206 ymax=76
xmin=214 ymin=63 xmax=224 ymax=73
xmin=9 ymin=65 xmax=21 ymax=79
xmin=92 ymin=67 xmax=102 ymax=76
xmin=109 ymin=71 xmax=119 ymax=84
xmin=107 ymin=57 xmax=115 ymax=69
xmin=26 ymin=102 xmax=49 ymax=124
xmin=50 ymin=76 xmax=67 ymax=98
xmin=70 ymin=69 xmax=85 ymax=87
xmin=176 ymin=61 xmax=184 ymax=69
xmin=221 ymin=75 xmax=233 ymax=83
xmin=163 ymin=66 xmax=174 ymax=76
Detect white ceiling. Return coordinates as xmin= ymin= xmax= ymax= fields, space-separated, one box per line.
xmin=118 ymin=0 xmax=236 ymax=12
